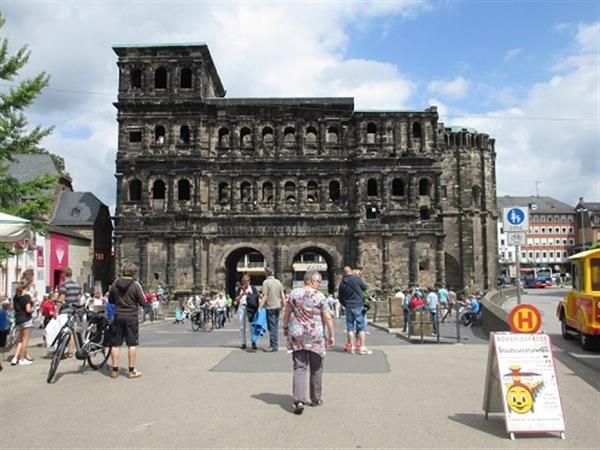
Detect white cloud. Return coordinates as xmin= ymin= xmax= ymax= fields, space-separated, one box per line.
xmin=1 ymin=1 xmax=426 ymax=212
xmin=427 ymin=76 xmax=469 ymax=100
xmin=503 ymin=47 xmax=522 ymax=62
xmin=438 ymin=22 xmax=599 ymax=205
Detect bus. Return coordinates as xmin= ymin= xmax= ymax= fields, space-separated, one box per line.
xmin=519 ymin=267 xmax=553 ymax=288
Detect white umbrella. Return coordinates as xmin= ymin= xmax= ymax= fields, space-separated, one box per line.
xmin=0 ymin=212 xmax=31 ymax=243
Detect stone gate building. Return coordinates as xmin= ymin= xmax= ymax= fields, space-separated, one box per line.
xmin=112 ymin=43 xmax=498 ymax=299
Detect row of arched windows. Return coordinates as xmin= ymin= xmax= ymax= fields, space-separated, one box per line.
xmin=128 ymin=179 xmax=192 ymax=202
xmin=130 ymin=67 xmax=193 ymax=90
xmin=218 ymin=125 xmax=340 ymax=147
xmin=365 ymin=177 xmax=431 ymax=197
xmin=365 ymin=122 xmax=422 ymax=143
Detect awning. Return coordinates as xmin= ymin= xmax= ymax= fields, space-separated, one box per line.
xmin=568 ymin=248 xmax=600 ymax=260
xmin=0 ymin=212 xmax=31 ymax=243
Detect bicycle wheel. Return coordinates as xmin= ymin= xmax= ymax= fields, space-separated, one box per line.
xmin=47 ymin=332 xmax=69 ymax=384
xmin=87 ymin=324 xmax=110 ymax=370
xmin=191 ymin=314 xmax=201 ymax=332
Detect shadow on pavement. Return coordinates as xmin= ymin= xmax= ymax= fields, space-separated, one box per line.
xmin=251 ymin=392 xmax=294 ymax=414
xmin=448 ymin=413 xmax=507 ymax=439
xmin=548 ymin=332 xmax=600 ymax=393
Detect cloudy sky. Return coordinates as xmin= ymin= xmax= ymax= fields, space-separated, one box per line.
xmin=2 ymin=0 xmax=598 ymax=212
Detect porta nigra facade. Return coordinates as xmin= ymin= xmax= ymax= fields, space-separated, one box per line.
xmin=113 ymin=44 xmax=499 ymax=299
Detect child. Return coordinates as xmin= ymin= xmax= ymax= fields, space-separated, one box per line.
xmin=40 ymin=294 xmax=57 ymax=348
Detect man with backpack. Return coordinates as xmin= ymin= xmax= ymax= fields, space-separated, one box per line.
xmin=108 ymin=263 xmax=146 ymax=379
xmin=338 ymin=266 xmax=372 ymax=355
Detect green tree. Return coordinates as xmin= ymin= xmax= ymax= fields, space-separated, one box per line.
xmin=0 ymin=15 xmax=57 ymax=257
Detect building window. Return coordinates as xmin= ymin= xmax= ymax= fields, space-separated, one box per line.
xmin=155 ymin=125 xmax=166 ymax=145
xmin=129 ymin=131 xmax=142 ymax=143
xmin=178 ymin=179 xmax=190 ymax=201
xmin=412 ymin=122 xmax=422 ymax=138
xmin=305 ymin=126 xmax=318 ymax=145
xmin=327 ymin=127 xmax=339 ymax=144
xmin=568 ymin=238 xmax=574 ymax=245
xmin=284 ymin=181 xmax=296 ymax=203
xmin=152 ymin=180 xmax=166 ymax=200
xmin=366 ymin=123 xmax=377 ymax=144
xmin=419 ymin=178 xmax=430 ymax=196
xmin=262 ymin=127 xmax=274 ymax=144
xmin=180 ymin=67 xmax=192 ymax=88
xmin=154 ymin=67 xmax=167 ymax=89
xmin=508 ymin=251 xmax=512 ymax=259
xmin=307 ymin=180 xmax=319 ymax=203
xmin=218 ymin=127 xmax=230 ymax=147
xmin=542 ymin=251 xmax=547 ymax=258
xmin=179 ymin=125 xmax=190 ymax=145
xmin=533 ymin=227 xmax=539 ymax=234
xmin=392 ymin=178 xmax=405 ymax=196
xmin=367 ymin=179 xmax=378 ymax=197
xmin=554 ymin=227 xmax=560 ymax=233
xmin=131 ymin=69 xmax=142 ymax=89
xmin=521 ymin=252 xmax=526 ymax=259
xmin=420 ymin=206 xmax=430 ymax=220
xmin=535 ymin=251 xmax=540 ymax=259
xmin=528 ymin=251 xmax=533 ymax=258
xmin=541 ymin=227 xmax=546 ymax=233
xmin=549 ymin=251 xmax=554 ymax=258
xmin=218 ymin=182 xmax=229 ymax=204
xmin=262 ymin=182 xmax=273 ymax=203
xmin=329 ymin=180 xmax=340 ymax=202
xmin=284 ymin=127 xmax=296 ymax=145
xmin=71 ymin=208 xmax=80 ymax=217
xmin=240 ymin=127 xmax=252 ymax=147
xmin=240 ymin=181 xmax=252 ymax=203
xmin=561 ymin=227 xmax=566 ymax=234
xmin=568 ymin=227 xmax=573 ymax=233
xmin=129 ymin=179 xmax=142 ymax=201
xmin=548 ymin=216 xmax=553 ymax=222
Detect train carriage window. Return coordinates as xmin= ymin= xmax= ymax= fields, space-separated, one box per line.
xmin=591 ymin=259 xmax=600 ymax=291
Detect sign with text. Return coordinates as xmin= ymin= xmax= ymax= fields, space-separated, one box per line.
xmin=483 ymin=333 xmax=565 ymax=439
xmin=508 ymin=304 xmax=542 ymax=334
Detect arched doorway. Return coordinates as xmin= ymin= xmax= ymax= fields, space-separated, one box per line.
xmin=291 ymin=247 xmax=335 ymax=294
xmin=225 ymin=247 xmax=266 ymax=298
xmin=444 ymin=252 xmax=462 ymax=292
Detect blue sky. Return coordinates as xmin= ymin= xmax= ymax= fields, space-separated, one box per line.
xmin=1 ymin=1 xmax=598 ymax=209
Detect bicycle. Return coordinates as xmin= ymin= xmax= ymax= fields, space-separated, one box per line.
xmin=190 ymin=307 xmax=214 ymax=332
xmin=47 ymin=304 xmax=111 ymax=384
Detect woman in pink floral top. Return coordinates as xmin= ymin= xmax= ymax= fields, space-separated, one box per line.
xmin=283 ymin=270 xmax=334 ymax=414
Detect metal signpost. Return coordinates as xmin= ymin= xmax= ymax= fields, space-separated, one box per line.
xmin=503 ymin=208 xmax=529 ymax=305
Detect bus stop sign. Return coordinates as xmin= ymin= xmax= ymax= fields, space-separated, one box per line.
xmin=508 ymin=304 xmax=542 ymax=333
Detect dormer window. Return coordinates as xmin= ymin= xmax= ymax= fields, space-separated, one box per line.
xmin=71 ymin=208 xmax=80 ymax=217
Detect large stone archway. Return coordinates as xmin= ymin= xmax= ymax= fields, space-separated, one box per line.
xmin=285 ymin=242 xmax=344 ymax=294
xmin=221 ymin=245 xmax=269 ymax=298
xmin=444 ymin=252 xmax=462 ymax=292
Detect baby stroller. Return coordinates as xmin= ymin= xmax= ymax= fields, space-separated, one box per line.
xmin=174 ymin=307 xmax=185 ymax=324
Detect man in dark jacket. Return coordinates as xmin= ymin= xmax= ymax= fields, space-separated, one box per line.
xmin=338 ymin=266 xmax=371 ymax=355
xmin=108 ymin=263 xmax=146 ymax=379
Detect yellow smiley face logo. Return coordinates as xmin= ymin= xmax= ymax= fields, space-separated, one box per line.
xmin=506 ymin=385 xmax=534 ymax=414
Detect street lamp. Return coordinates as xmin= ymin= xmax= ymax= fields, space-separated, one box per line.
xmin=576 ymin=199 xmax=588 ymax=251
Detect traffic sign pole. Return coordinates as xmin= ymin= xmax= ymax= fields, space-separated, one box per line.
xmin=516 ymin=244 xmax=521 ymax=305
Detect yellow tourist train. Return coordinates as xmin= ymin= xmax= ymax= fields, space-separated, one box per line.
xmin=556 ymin=248 xmax=600 ymax=350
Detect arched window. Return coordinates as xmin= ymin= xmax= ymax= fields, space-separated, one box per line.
xmin=218 ymin=182 xmax=229 ymax=204
xmin=180 ymin=67 xmax=192 ymax=89
xmin=307 ymin=180 xmax=319 ymax=203
xmin=154 ymin=67 xmax=167 ymax=89
xmin=284 ymin=127 xmax=296 ymax=145
xmin=327 ymin=127 xmax=339 ymax=144
xmin=262 ymin=126 xmax=274 ymax=144
xmin=366 ymin=123 xmax=377 ymax=144
xmin=240 ymin=127 xmax=252 ymax=147
xmin=262 ymin=181 xmax=273 ymax=203
xmin=420 ymin=206 xmax=430 ymax=220
xmin=240 ymin=181 xmax=252 ymax=203
xmin=152 ymin=180 xmax=166 ymax=199
xmin=218 ymin=127 xmax=230 ymax=147
xmin=392 ymin=178 xmax=405 ymax=196
xmin=305 ymin=126 xmax=318 ymax=145
xmin=179 ymin=125 xmax=190 ymax=144
xmin=419 ymin=178 xmax=430 ymax=196
xmin=472 ymin=186 xmax=482 ymax=208
xmin=178 ymin=179 xmax=191 ymax=201
xmin=329 ymin=180 xmax=340 ymax=202
xmin=130 ymin=69 xmax=142 ymax=89
xmin=284 ymin=181 xmax=296 ymax=203
xmin=154 ymin=125 xmax=166 ymax=145
xmin=367 ymin=178 xmax=378 ymax=197
xmin=128 ymin=179 xmax=142 ymax=202
xmin=412 ymin=122 xmax=422 ymax=138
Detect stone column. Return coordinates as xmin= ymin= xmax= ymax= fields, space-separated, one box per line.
xmin=114 ymin=236 xmax=122 ymax=277
xmin=274 ymin=242 xmax=284 ymax=280
xmin=194 ymin=174 xmax=201 ymax=209
xmin=166 ymin=237 xmax=175 ymax=291
xmin=436 ymin=235 xmax=445 ymax=286
xmin=206 ymin=239 xmax=215 ymax=289
xmin=409 ymin=237 xmax=418 ymax=286
xmin=193 ymin=235 xmax=202 ymax=293
xmin=115 ymin=174 xmax=123 ymax=215
xmin=382 ymin=235 xmax=390 ymax=298
xmin=167 ymin=175 xmax=175 ymax=212
xmin=408 ymin=172 xmax=416 ymax=205
xmin=138 ymin=236 xmax=148 ymax=286
xmin=435 ymin=173 xmax=442 ymax=208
